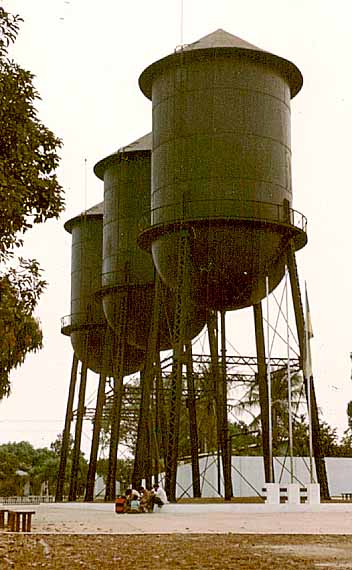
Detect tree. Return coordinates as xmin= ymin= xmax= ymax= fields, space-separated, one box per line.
xmin=96 ymin=457 xmax=133 ymax=493
xmin=228 ymin=421 xmax=261 ymax=456
xmin=0 ymin=438 xmax=89 ymax=497
xmin=236 ymin=367 xmax=305 ymax=454
xmin=347 ymin=401 xmax=352 ymax=432
xmin=0 ymin=441 xmax=37 ymax=495
xmin=0 ymin=8 xmax=64 ymax=395
xmin=50 ymin=434 xmax=88 ymax=497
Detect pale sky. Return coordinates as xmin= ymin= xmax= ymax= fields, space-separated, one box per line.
xmin=1 ymin=0 xmax=351 ymax=455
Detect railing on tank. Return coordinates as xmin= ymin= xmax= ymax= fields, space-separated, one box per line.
xmin=60 ymin=312 xmax=106 ymax=332
xmin=138 ymin=198 xmax=307 ymax=234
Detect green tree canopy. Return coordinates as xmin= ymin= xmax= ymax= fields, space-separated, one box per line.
xmin=0 ymin=8 xmax=64 ymax=395
xmin=0 ymin=437 xmax=88 ymax=497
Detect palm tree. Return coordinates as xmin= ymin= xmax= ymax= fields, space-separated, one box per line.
xmin=235 ymin=366 xmax=305 ymax=454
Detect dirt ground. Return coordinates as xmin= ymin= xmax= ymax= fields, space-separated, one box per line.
xmin=2 ymin=534 xmax=352 ymax=569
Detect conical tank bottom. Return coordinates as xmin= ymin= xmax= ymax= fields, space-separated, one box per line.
xmin=151 ymin=221 xmax=297 ymax=311
xmin=102 ymin=282 xmax=205 ymax=351
xmin=71 ymin=326 xmax=145 ymax=376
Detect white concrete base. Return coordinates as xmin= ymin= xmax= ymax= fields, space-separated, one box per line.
xmin=307 ymin=483 xmax=320 ymax=504
xmin=287 ymin=483 xmax=301 ymax=504
xmin=265 ymin=483 xmax=280 ymax=504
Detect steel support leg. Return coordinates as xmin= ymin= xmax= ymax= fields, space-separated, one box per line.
xmin=207 ymin=310 xmax=224 ymax=498
xmin=85 ymin=333 xmax=109 ymax=501
xmin=55 ymin=354 xmax=79 ymax=502
xmin=105 ymin=290 xmax=128 ymax=501
xmin=105 ymin=372 xmax=124 ymax=501
xmin=253 ymin=302 xmax=274 ymax=483
xmin=287 ymin=242 xmax=330 ymax=499
xmin=165 ymin=231 xmax=190 ymax=501
xmin=145 ymin=419 xmax=153 ymax=490
xmin=220 ymin=310 xmax=233 ymax=500
xmin=152 ymin=384 xmax=161 ymax=486
xmin=155 ymin=353 xmax=168 ymax=472
xmin=185 ymin=342 xmax=201 ymax=498
xmin=68 ymin=359 xmax=88 ymax=501
xmin=132 ymin=275 xmax=161 ymax=489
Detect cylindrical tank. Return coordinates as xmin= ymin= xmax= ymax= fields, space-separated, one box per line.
xmin=94 ymin=133 xmax=205 ymax=350
xmin=62 ymin=203 xmax=144 ymax=375
xmin=138 ymin=29 xmax=307 ymax=310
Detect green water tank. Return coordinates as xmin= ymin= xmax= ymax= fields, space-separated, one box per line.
xmin=62 ymin=203 xmax=144 ymax=375
xmin=138 ymin=29 xmax=307 ymax=310
xmin=94 ymin=133 xmax=205 ymax=350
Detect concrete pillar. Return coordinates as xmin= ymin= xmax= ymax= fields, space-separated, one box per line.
xmin=307 ymin=483 xmax=320 ymax=505
xmin=265 ymin=483 xmax=280 ymax=504
xmin=287 ymin=483 xmax=300 ymax=505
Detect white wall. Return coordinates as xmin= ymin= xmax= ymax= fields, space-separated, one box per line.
xmin=175 ymin=455 xmax=349 ymax=498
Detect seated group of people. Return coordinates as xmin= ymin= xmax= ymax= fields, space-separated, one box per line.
xmin=124 ymin=483 xmax=168 ymax=513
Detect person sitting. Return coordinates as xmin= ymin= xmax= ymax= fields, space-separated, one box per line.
xmin=151 ymin=483 xmax=168 ymax=509
xmin=130 ymin=496 xmax=140 ymax=512
xmin=130 ymin=487 xmax=141 ymax=500
xmin=125 ymin=488 xmax=141 ymax=513
xmin=124 ymin=488 xmax=133 ymax=512
xmin=138 ymin=486 xmax=153 ymax=513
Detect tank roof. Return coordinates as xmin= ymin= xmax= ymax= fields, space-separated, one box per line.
xmin=139 ymin=28 xmax=303 ymax=100
xmin=182 ymin=28 xmax=263 ymax=52
xmin=94 ymin=132 xmax=152 ymax=180
xmin=119 ymin=132 xmax=152 ymax=153
xmin=85 ymin=202 xmax=104 ymax=215
xmin=64 ymin=201 xmax=103 ymax=233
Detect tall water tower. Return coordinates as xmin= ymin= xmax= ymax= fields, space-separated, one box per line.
xmin=138 ymin=29 xmax=328 ymax=499
xmin=94 ymin=133 xmax=206 ymax=494
xmin=57 ymin=203 xmax=144 ymax=502
xmin=94 ymin=132 xmax=204 ymax=352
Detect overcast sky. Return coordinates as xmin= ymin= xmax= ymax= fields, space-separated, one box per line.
xmin=1 ymin=0 xmax=351 ymax=455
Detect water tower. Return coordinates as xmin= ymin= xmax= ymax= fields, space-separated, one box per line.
xmin=138 ymin=29 xmax=328 ymax=499
xmin=62 ymin=203 xmax=144 ymax=374
xmin=95 ymin=133 xmax=206 ymax=494
xmin=57 ymin=203 xmax=144 ymax=502
xmin=94 ymin=132 xmax=205 ymax=352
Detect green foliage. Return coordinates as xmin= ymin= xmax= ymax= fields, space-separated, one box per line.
xmin=347 ymin=401 xmax=352 ymax=431
xmin=0 ymin=437 xmax=88 ymax=497
xmin=50 ymin=433 xmax=88 ymax=497
xmin=0 ymin=258 xmax=45 ymax=395
xmin=0 ymin=8 xmax=64 ymax=395
xmin=0 ymin=8 xmax=64 ymax=257
xmin=339 ymin=432 xmax=352 ymax=457
xmin=0 ymin=441 xmax=38 ymax=495
xmin=96 ymin=457 xmax=133 ymax=492
xmin=193 ymin=365 xmax=218 ymax=454
xmin=228 ymin=421 xmax=261 ymax=455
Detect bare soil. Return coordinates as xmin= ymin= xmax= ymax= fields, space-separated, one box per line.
xmin=2 ymin=534 xmax=352 ymax=569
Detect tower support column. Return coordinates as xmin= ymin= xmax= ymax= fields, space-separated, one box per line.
xmin=69 ymin=359 xmax=88 ymax=501
xmin=185 ymin=342 xmax=201 ymax=498
xmin=105 ymin=290 xmax=128 ymax=501
xmin=132 ymin=275 xmax=161 ymax=489
xmin=207 ymin=310 xmax=232 ymax=499
xmin=55 ymin=354 xmax=79 ymax=502
xmin=287 ymin=242 xmax=330 ymax=499
xmin=253 ymin=302 xmax=274 ymax=483
xmin=220 ymin=310 xmax=232 ymax=500
xmin=85 ymin=331 xmax=109 ymax=501
xmin=165 ymin=231 xmax=190 ymax=501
